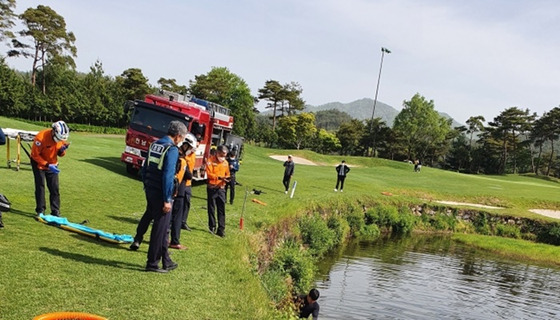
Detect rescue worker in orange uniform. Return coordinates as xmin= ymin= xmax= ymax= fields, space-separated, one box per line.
xmin=169 ymin=133 xmax=197 ymax=250
xmin=181 ymin=137 xmax=197 ymax=231
xmin=205 ymin=145 xmax=230 ymax=237
xmin=30 ymin=121 xmax=70 ymax=217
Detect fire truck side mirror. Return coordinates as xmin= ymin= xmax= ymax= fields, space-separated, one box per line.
xmin=123 ymin=100 xmax=135 ymax=113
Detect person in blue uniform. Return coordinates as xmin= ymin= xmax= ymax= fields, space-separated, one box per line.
xmin=0 ymin=127 xmax=5 ymax=228
xmin=225 ymin=151 xmax=239 ymax=205
xmin=136 ymin=120 xmax=187 ymax=273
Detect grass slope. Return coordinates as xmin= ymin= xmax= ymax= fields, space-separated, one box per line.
xmin=1 ymin=116 xmax=560 ymax=319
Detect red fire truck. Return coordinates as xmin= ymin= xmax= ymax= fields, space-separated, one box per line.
xmin=120 ymin=90 xmax=243 ymax=180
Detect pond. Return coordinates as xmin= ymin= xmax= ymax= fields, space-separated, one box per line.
xmin=314 ymin=235 xmax=560 ymax=319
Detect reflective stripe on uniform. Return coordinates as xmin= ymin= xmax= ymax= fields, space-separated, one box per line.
xmin=147 ymin=143 xmax=172 ymax=171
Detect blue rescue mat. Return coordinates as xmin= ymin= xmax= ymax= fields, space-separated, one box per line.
xmin=37 ymin=214 xmax=133 ymax=244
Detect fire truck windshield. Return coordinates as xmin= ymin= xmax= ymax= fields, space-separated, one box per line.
xmin=130 ymin=105 xmax=190 ymax=137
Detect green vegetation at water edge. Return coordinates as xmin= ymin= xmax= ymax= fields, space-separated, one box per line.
xmin=453 ymin=234 xmax=560 ymax=267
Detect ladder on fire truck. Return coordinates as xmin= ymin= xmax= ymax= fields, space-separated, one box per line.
xmin=158 ymin=89 xmax=231 ymax=118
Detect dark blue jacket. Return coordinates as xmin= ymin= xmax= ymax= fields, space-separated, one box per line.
xmin=141 ymin=136 xmax=178 ymax=203
xmin=0 ymin=128 xmax=5 ymax=145
xmin=283 ymin=161 xmax=294 ymax=177
xmin=227 ymin=157 xmax=239 ymax=175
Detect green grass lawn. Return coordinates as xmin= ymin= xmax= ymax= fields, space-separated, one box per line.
xmin=1 ymin=116 xmax=560 ymax=319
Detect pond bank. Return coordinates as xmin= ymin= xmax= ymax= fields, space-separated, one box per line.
xmin=254 ymin=199 xmax=560 ymax=314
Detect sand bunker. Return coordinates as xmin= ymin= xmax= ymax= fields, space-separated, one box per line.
xmin=435 ymin=201 xmax=503 ymax=209
xmin=269 ymin=155 xmax=318 ymax=166
xmin=529 ymin=209 xmax=560 ymax=219
xmin=436 ymin=201 xmax=560 ymax=219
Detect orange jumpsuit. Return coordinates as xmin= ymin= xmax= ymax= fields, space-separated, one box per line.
xmin=185 ymin=153 xmax=195 ymax=186
xmin=206 ymin=155 xmax=230 ymax=188
xmin=170 ymin=152 xmax=194 ymax=246
xmin=30 ymin=128 xmax=67 ymax=216
xmin=205 ymin=155 xmax=230 ymax=236
xmin=31 ymin=128 xmax=67 ymax=170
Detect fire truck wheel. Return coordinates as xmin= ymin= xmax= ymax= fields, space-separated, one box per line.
xmin=126 ymin=164 xmax=139 ymax=176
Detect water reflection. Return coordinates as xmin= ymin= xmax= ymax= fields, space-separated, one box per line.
xmin=315 ymin=235 xmax=560 ymax=320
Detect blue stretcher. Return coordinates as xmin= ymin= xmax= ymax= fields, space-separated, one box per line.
xmin=37 ymin=214 xmax=133 ymax=244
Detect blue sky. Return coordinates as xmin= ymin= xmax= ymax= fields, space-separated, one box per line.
xmin=4 ymin=0 xmax=560 ymax=124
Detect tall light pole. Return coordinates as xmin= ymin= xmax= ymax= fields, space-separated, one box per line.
xmin=369 ymin=46 xmax=391 ymax=157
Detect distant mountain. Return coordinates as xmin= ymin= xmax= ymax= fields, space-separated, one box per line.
xmin=305 ymin=98 xmax=464 ymax=128
xmin=438 ymin=112 xmax=465 ymax=129
xmin=305 ymin=98 xmax=399 ymax=127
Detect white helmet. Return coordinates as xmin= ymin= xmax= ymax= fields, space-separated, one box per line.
xmin=52 ymin=120 xmax=69 ymax=142
xmin=183 ymin=132 xmax=197 ymax=148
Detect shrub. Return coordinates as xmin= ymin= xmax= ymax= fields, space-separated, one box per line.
xmin=453 ymin=220 xmax=473 ymax=233
xmin=261 ymin=268 xmax=291 ymax=305
xmin=299 ymin=214 xmax=336 ymax=257
xmin=364 ymin=205 xmax=416 ymax=234
xmin=393 ymin=207 xmax=417 ymax=234
xmin=364 ymin=208 xmax=378 ymax=225
xmin=496 ymin=224 xmax=521 ymax=239
xmin=419 ymin=211 xmax=455 ymax=231
xmin=372 ymin=205 xmax=400 ymax=228
xmin=521 ymin=232 xmax=537 ymax=241
xmin=537 ymin=224 xmax=560 ymax=245
xmin=326 ymin=215 xmax=350 ymax=246
xmin=358 ymin=224 xmax=381 ymax=238
xmin=473 ymin=212 xmax=491 ymax=235
xmin=382 ymin=206 xmax=401 ymax=227
xmin=269 ymin=242 xmax=316 ymax=293
xmin=430 ymin=214 xmax=450 ymax=230
xmin=346 ymin=212 xmax=365 ymax=235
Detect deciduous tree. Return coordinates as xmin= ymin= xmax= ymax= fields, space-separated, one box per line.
xmin=363 ymin=117 xmax=389 ymax=157
xmin=276 ymin=115 xmax=297 ymax=148
xmin=294 ymin=112 xmax=316 ymax=150
xmin=392 ymin=93 xmax=452 ymax=163
xmin=81 ymin=60 xmax=124 ymax=126
xmin=337 ymin=119 xmax=365 ymax=156
xmin=189 ymin=67 xmax=255 ymax=137
xmin=313 ymin=128 xmax=341 ymax=154
xmin=0 ymin=57 xmax=26 ymax=117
